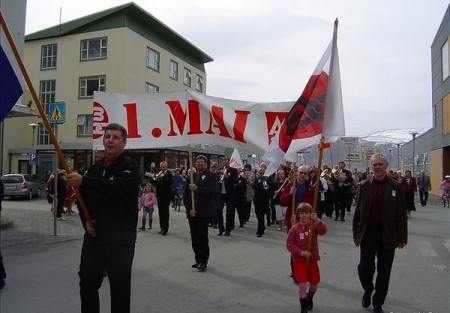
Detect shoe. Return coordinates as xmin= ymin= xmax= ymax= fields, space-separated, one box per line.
xmin=334 ymin=217 xmax=339 ymax=221
xmin=277 ymin=227 xmax=282 ymax=231
xmin=256 ymin=234 xmax=262 ymax=238
xmin=197 ymin=263 xmax=207 ymax=272
xmin=362 ymin=290 xmax=372 ymax=308
xmin=162 ymin=231 xmax=167 ymax=236
xmin=158 ymin=230 xmax=163 ymax=234
xmin=340 ymin=218 xmax=345 ymax=222
xmin=191 ymin=262 xmax=199 ymax=269
xmin=224 ymin=231 xmax=231 ymax=236
xmin=0 ymin=279 xmax=5 ymax=289
xmin=373 ymin=304 xmax=384 ymax=313
xmin=57 ymin=217 xmax=66 ymax=221
xmin=139 ymin=227 xmax=145 ymax=230
xmin=217 ymin=232 xmax=223 ymax=236
xmin=239 ymin=223 xmax=244 ymax=228
xmin=147 ymin=226 xmax=152 ymax=230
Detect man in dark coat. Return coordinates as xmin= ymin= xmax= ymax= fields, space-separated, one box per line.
xmin=216 ymin=157 xmax=238 ymax=236
xmin=353 ymin=153 xmax=407 ymax=313
xmin=153 ymin=161 xmax=173 ymax=235
xmin=183 ymin=155 xmax=217 ymax=272
xmin=67 ymin=123 xmax=140 ymax=313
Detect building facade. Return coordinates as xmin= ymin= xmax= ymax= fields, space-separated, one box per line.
xmin=402 ymin=4 xmax=450 ymax=195
xmin=2 ymin=3 xmax=220 ymax=179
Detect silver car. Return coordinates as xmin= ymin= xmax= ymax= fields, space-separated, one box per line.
xmin=1 ymin=174 xmax=41 ymax=199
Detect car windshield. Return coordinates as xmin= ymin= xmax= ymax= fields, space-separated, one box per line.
xmin=1 ymin=175 xmax=23 ymax=183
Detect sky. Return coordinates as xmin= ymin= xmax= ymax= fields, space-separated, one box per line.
xmin=24 ymin=0 xmax=450 ymax=137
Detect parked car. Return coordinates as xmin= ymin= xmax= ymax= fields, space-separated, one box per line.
xmin=0 ymin=174 xmax=41 ymax=199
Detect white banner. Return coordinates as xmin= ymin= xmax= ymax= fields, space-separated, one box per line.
xmin=93 ymin=90 xmax=294 ymax=154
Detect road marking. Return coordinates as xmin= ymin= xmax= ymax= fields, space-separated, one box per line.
xmin=417 ymin=241 xmax=437 ymax=257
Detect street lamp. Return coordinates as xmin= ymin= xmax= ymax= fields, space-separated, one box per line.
xmin=397 ymin=143 xmax=400 ymax=171
xmin=411 ymin=132 xmax=418 ymax=177
xmin=29 ymin=123 xmax=38 ymax=174
xmin=387 ymin=148 xmax=392 ymax=169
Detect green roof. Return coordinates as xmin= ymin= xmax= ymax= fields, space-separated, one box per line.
xmin=25 ymin=2 xmax=213 ymax=65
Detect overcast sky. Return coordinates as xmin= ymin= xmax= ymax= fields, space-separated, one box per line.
xmin=24 ymin=0 xmax=450 ymax=137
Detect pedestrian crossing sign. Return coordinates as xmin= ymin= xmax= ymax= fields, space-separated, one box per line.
xmin=48 ymin=102 xmax=66 ymax=124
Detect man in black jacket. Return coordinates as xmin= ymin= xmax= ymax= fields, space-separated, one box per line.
xmin=217 ymin=157 xmax=238 ymax=236
xmin=153 ymin=161 xmax=173 ymax=235
xmin=183 ymin=155 xmax=217 ymax=272
xmin=67 ymin=123 xmax=140 ymax=313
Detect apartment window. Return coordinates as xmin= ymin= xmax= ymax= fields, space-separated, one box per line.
xmin=169 ymin=60 xmax=178 ymax=80
xmin=81 ymin=37 xmax=107 ymax=60
xmin=79 ymin=75 xmax=106 ymax=98
xmin=146 ymin=47 xmax=160 ymax=71
xmin=145 ymin=83 xmax=159 ymax=94
xmin=183 ymin=68 xmax=191 ymax=86
xmin=442 ymin=39 xmax=449 ymax=81
xmin=77 ymin=114 xmax=93 ymax=136
xmin=38 ymin=123 xmax=51 ymax=145
xmin=41 ymin=44 xmax=57 ymax=69
xmin=196 ymin=75 xmax=203 ymax=92
xmin=39 ymin=80 xmax=56 ymax=114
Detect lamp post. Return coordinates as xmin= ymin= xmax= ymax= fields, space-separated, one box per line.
xmin=29 ymin=123 xmax=38 ymax=174
xmin=411 ymin=132 xmax=418 ymax=177
xmin=397 ymin=143 xmax=400 ymax=171
xmin=387 ymin=148 xmax=392 ymax=169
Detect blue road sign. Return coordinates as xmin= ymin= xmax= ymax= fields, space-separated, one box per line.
xmin=29 ymin=152 xmax=37 ymax=166
xmin=48 ymin=102 xmax=66 ymax=124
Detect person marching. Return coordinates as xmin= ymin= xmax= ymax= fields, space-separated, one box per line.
xmin=286 ymin=203 xmax=327 ymax=313
xmin=138 ymin=184 xmax=156 ymax=230
xmin=153 ymin=161 xmax=173 ymax=236
xmin=183 ymin=155 xmax=217 ymax=272
xmin=216 ymin=156 xmax=238 ymax=236
xmin=272 ymin=170 xmax=288 ymax=231
xmin=400 ymin=170 xmax=417 ymax=218
xmin=252 ymin=166 xmax=272 ymax=237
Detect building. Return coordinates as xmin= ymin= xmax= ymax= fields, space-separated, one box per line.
xmin=402 ymin=4 xmax=450 ymax=195
xmin=1 ymin=2 xmax=221 ymax=179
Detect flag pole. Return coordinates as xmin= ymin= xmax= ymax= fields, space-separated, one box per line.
xmin=188 ymin=148 xmax=195 ymax=212
xmin=0 ymin=12 xmax=93 ymax=227
xmin=290 ymin=163 xmax=298 ymax=226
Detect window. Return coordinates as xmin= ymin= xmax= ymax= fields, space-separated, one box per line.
xmin=146 ymin=47 xmax=160 ymax=71
xmin=196 ymin=75 xmax=203 ymax=92
xmin=79 ymin=75 xmax=106 ymax=98
xmin=442 ymin=39 xmax=449 ymax=81
xmin=183 ymin=68 xmax=191 ymax=86
xmin=145 ymin=83 xmax=159 ymax=94
xmin=41 ymin=44 xmax=57 ymax=69
xmin=81 ymin=37 xmax=107 ymax=60
xmin=39 ymin=80 xmax=56 ymax=114
xmin=77 ymin=114 xmax=93 ymax=136
xmin=38 ymin=123 xmax=51 ymax=145
xmin=169 ymin=60 xmax=178 ymax=80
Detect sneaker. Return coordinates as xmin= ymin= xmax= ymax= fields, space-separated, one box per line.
xmin=57 ymin=217 xmax=66 ymax=221
xmin=197 ymin=263 xmax=207 ymax=272
xmin=277 ymin=227 xmax=282 ymax=231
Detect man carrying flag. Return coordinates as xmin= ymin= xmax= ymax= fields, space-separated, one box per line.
xmin=262 ymin=19 xmax=344 ymax=177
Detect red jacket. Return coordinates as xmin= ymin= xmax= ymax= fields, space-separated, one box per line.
xmin=280 ymin=180 xmax=314 ymax=228
xmin=286 ymin=219 xmax=327 ymax=261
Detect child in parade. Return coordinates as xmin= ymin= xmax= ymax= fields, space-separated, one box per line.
xmin=139 ymin=184 xmax=156 ymax=230
xmin=286 ymin=203 xmax=327 ymax=313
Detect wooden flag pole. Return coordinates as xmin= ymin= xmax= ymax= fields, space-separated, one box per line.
xmin=188 ymin=148 xmax=195 ymax=212
xmin=0 ymin=12 xmax=93 ymax=227
xmin=290 ymin=163 xmax=298 ymax=225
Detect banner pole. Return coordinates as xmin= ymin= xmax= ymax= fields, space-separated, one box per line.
xmin=0 ymin=12 xmax=93 ymax=227
xmin=188 ymin=148 xmax=195 ymax=212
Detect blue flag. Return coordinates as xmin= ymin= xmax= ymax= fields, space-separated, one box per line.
xmin=0 ymin=32 xmax=24 ymax=121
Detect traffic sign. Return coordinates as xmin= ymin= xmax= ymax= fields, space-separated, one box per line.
xmin=48 ymin=102 xmax=66 ymax=124
xmin=341 ymin=137 xmax=359 ymax=146
xmin=29 ymin=152 xmax=37 ymax=166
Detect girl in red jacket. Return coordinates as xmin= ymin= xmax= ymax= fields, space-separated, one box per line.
xmin=286 ymin=203 xmax=327 ymax=313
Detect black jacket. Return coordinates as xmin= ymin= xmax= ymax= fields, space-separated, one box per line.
xmin=183 ymin=169 xmax=217 ymax=218
xmin=77 ymin=153 xmax=140 ymax=244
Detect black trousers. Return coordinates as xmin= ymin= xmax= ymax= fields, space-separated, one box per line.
xmin=254 ymin=203 xmax=266 ymax=236
xmin=188 ymin=216 xmax=210 ymax=264
xmin=79 ymin=235 xmax=135 ymax=313
xmin=217 ymin=194 xmax=236 ymax=232
xmin=157 ymin=199 xmax=170 ymax=232
xmin=419 ymin=189 xmax=429 ymax=206
xmin=357 ymin=224 xmax=395 ymax=306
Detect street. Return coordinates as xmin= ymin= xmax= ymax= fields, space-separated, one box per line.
xmin=0 ymin=196 xmax=449 ymax=313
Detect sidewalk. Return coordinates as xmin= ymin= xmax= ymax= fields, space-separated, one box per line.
xmin=0 ymin=198 xmax=84 ymax=251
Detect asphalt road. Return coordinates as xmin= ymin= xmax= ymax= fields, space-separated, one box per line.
xmin=0 ymin=196 xmax=449 ymax=313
